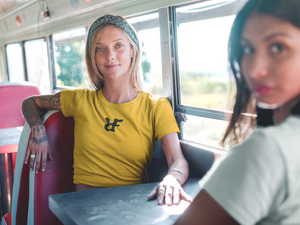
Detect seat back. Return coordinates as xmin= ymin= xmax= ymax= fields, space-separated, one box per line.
xmin=0 ymin=82 xmax=40 ymax=129
xmin=0 ymin=81 xmax=41 ymax=171
xmin=12 ymin=110 xmax=75 ymax=225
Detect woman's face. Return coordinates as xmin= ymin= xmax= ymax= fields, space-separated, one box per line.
xmin=241 ymin=14 xmax=300 ymax=106
xmin=95 ymin=25 xmax=133 ymax=82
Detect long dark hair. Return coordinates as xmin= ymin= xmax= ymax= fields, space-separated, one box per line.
xmin=221 ymin=0 xmax=300 ymax=146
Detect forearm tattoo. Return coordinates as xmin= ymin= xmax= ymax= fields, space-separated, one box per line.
xmin=39 ymin=93 xmax=61 ymax=109
xmin=22 ymin=92 xmax=61 ymax=127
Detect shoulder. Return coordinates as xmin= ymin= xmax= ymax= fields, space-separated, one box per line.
xmin=61 ymin=88 xmax=98 ymax=98
xmin=139 ymin=91 xmax=170 ymax=107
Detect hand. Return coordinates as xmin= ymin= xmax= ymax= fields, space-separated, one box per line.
xmin=147 ymin=175 xmax=193 ymax=206
xmin=24 ymin=124 xmax=53 ymax=173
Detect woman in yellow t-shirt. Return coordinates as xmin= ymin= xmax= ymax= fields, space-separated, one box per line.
xmin=22 ymin=14 xmax=192 ymax=206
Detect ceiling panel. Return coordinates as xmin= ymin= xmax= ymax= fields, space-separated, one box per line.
xmin=0 ymin=0 xmax=29 ymax=15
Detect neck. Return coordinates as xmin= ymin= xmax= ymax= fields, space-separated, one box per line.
xmin=272 ymin=95 xmax=300 ymax=125
xmin=102 ymin=81 xmax=138 ymax=104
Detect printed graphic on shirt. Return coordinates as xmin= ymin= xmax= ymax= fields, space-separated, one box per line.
xmin=104 ymin=118 xmax=123 ymax=132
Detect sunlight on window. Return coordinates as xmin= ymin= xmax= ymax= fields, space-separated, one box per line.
xmin=6 ymin=43 xmax=25 ymax=82
xmin=53 ymin=28 xmax=89 ymax=88
xmin=25 ymin=39 xmax=51 ymax=94
xmin=182 ymin=115 xmax=229 ymax=148
xmin=128 ymin=12 xmax=163 ymax=96
xmin=176 ymin=14 xmax=236 ymax=111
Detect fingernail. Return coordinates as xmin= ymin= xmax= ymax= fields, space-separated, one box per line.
xmin=30 ymin=168 xmax=33 ymax=171
xmin=25 ymin=161 xmax=27 ymax=164
xmin=42 ymin=169 xmax=45 ymax=172
xmin=36 ymin=171 xmax=38 ymax=174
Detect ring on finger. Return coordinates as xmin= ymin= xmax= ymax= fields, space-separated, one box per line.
xmin=30 ymin=154 xmax=36 ymax=158
xmin=158 ymin=186 xmax=165 ymax=192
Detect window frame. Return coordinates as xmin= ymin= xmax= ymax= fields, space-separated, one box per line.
xmin=159 ymin=1 xmax=250 ymax=147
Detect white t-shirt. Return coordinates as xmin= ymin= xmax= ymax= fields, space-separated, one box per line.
xmin=203 ymin=115 xmax=300 ymax=225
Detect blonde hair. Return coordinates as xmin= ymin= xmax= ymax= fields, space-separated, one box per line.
xmin=85 ymin=17 xmax=143 ymax=91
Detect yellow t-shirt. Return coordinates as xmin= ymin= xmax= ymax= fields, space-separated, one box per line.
xmin=61 ymin=89 xmax=180 ymax=187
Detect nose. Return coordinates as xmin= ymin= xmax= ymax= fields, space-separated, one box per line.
xmin=247 ymin=52 xmax=269 ymax=79
xmin=106 ymin=48 xmax=115 ymax=61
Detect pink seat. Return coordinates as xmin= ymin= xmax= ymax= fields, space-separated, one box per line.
xmin=2 ymin=110 xmax=75 ymax=225
xmin=0 ymin=82 xmax=41 ymax=173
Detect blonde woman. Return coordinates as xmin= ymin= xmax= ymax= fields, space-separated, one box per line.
xmin=22 ymin=15 xmax=191 ymax=205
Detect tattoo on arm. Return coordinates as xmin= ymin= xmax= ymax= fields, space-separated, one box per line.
xmin=30 ymin=135 xmax=48 ymax=144
xmin=39 ymin=92 xmax=61 ymax=109
xmin=22 ymin=92 xmax=61 ymax=127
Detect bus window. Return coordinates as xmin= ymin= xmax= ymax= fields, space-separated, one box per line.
xmin=6 ymin=43 xmax=25 ymax=82
xmin=175 ymin=1 xmax=239 ymax=148
xmin=128 ymin=12 xmax=163 ymax=95
xmin=182 ymin=114 xmax=229 ymax=147
xmin=53 ymin=27 xmax=89 ymax=89
xmin=24 ymin=39 xmax=51 ymax=94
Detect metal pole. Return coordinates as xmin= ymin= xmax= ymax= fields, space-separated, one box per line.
xmin=0 ymin=153 xmax=13 ymax=215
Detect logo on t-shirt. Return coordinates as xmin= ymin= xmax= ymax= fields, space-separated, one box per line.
xmin=104 ymin=118 xmax=123 ymax=132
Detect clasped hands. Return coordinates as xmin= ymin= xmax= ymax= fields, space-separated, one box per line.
xmin=147 ymin=175 xmax=192 ymax=205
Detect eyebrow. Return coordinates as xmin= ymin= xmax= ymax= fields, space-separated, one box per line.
xmin=96 ymin=38 xmax=126 ymax=45
xmin=241 ymin=32 xmax=291 ymax=43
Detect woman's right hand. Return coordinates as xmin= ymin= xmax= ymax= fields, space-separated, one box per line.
xmin=24 ymin=124 xmax=53 ymax=173
xmin=22 ymin=92 xmax=61 ymax=173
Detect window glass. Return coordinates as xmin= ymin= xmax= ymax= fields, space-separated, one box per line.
xmin=24 ymin=39 xmax=51 ymax=94
xmin=176 ymin=5 xmax=236 ymax=110
xmin=53 ymin=28 xmax=89 ymax=88
xmin=0 ymin=47 xmax=5 ymax=82
xmin=128 ymin=13 xmax=163 ymax=95
xmin=182 ymin=114 xmax=229 ymax=148
xmin=6 ymin=43 xmax=25 ymax=82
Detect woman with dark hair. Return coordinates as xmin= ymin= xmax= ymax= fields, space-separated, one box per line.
xmin=175 ymin=0 xmax=300 ymax=224
xmin=22 ymin=15 xmax=192 ymax=205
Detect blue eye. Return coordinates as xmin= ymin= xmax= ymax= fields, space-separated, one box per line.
xmin=96 ymin=47 xmax=104 ymax=52
xmin=270 ymin=44 xmax=285 ymax=53
xmin=242 ymin=46 xmax=253 ymax=55
xmin=116 ymin=44 xmax=124 ymax=48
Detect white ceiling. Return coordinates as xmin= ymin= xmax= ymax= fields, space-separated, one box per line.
xmin=0 ymin=0 xmax=30 ymax=15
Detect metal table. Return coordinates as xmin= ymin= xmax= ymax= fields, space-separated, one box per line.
xmin=0 ymin=127 xmax=22 ymax=216
xmin=49 ymin=179 xmax=201 ymax=225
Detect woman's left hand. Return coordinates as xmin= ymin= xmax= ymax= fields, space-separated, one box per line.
xmin=147 ymin=175 xmax=193 ymax=205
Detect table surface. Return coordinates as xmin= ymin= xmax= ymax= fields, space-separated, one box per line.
xmin=0 ymin=127 xmax=23 ymax=154
xmin=49 ymin=179 xmax=201 ymax=225
xmin=0 ymin=127 xmax=22 ymax=146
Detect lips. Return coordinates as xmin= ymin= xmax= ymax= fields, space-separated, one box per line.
xmin=252 ymin=85 xmax=272 ymax=94
xmin=105 ymin=64 xmax=119 ymax=68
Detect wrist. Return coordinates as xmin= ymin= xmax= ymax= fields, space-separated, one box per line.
xmin=167 ymin=168 xmax=184 ymax=185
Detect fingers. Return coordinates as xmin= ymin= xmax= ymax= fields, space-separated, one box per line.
xmin=24 ymin=143 xmax=32 ymax=165
xmin=180 ymin=190 xmax=193 ymax=203
xmin=41 ymin=145 xmax=50 ymax=172
xmin=147 ymin=186 xmax=158 ymax=200
xmin=29 ymin=152 xmax=36 ymax=171
xmin=157 ymin=186 xmax=165 ymax=205
xmin=35 ymin=151 xmax=42 ymax=173
xmin=165 ymin=185 xmax=173 ymax=206
xmin=173 ymin=187 xmax=180 ymax=205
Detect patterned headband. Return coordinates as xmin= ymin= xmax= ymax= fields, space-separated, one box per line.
xmin=87 ymin=15 xmax=139 ymax=54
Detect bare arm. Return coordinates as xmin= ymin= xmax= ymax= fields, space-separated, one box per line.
xmin=22 ymin=92 xmax=61 ymax=173
xmin=148 ymin=132 xmax=192 ymax=205
xmin=161 ymin=132 xmax=189 ymax=185
xmin=174 ymin=189 xmax=239 ymax=225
